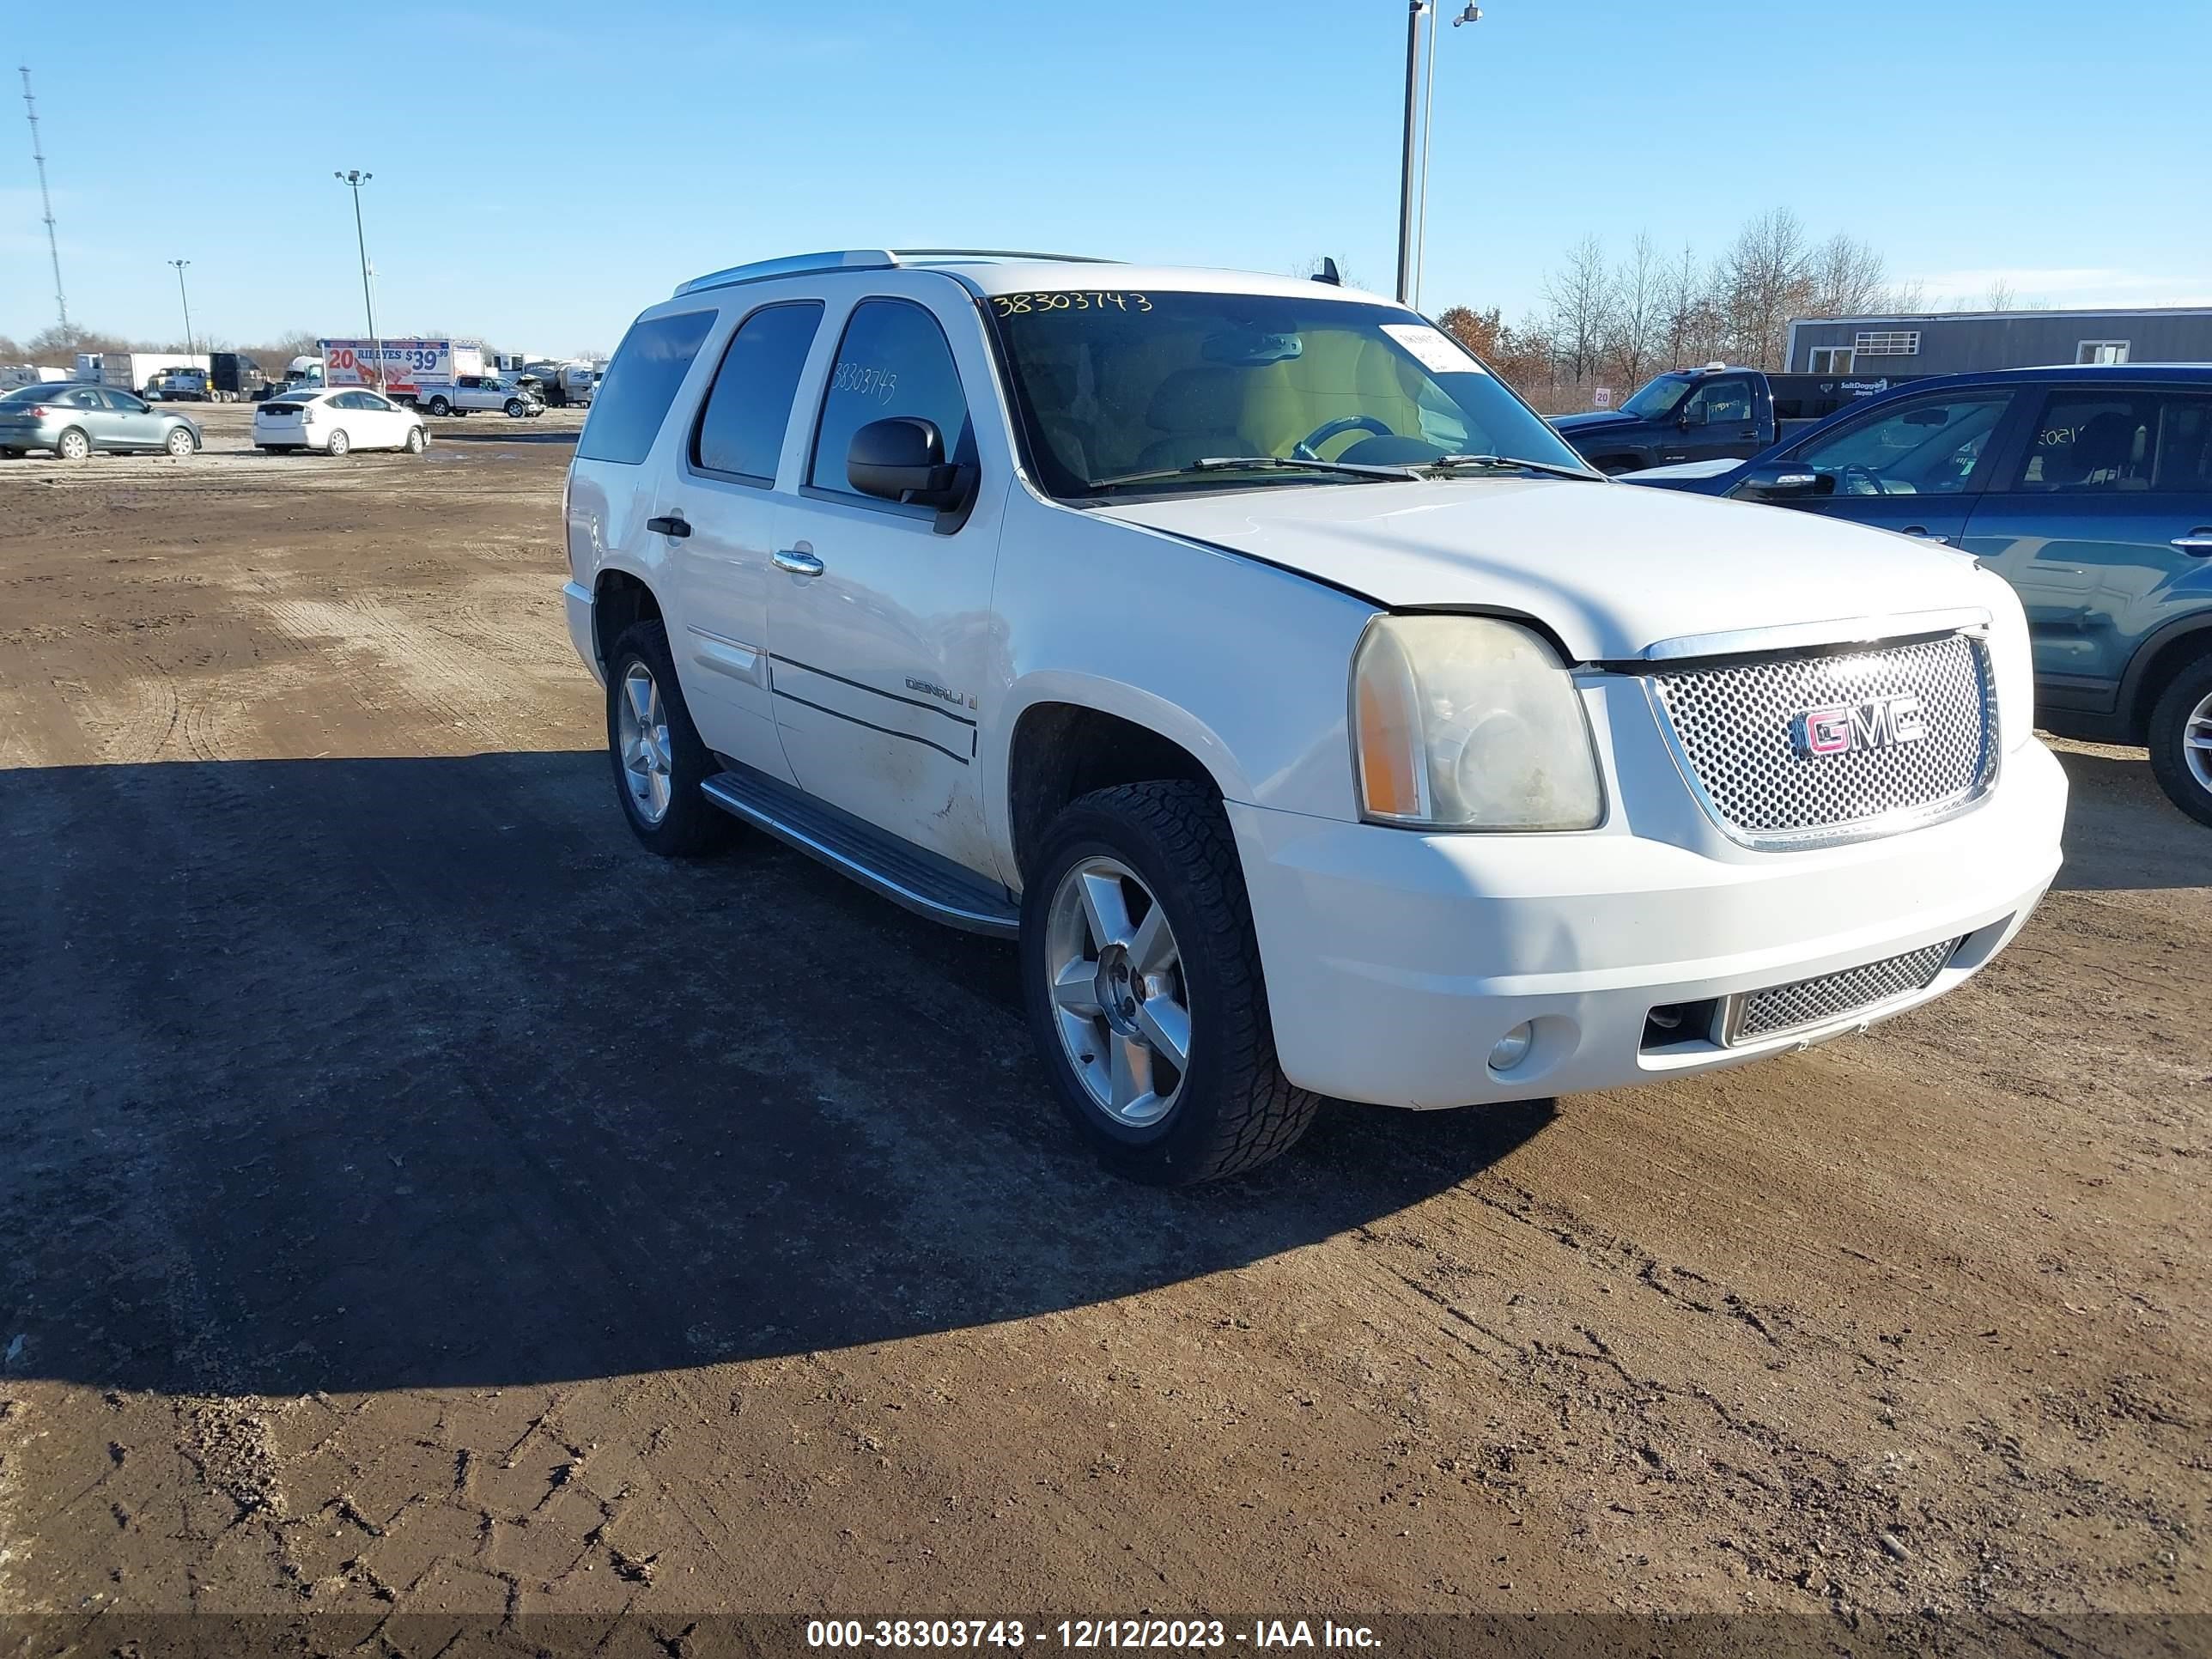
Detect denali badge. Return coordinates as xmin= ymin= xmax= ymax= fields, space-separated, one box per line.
xmin=1790 ymin=696 xmax=1928 ymax=757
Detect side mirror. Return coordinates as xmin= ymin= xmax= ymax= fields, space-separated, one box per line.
xmin=1736 ymin=461 xmax=1822 ymax=501
xmin=1677 ymin=404 xmax=1709 ymax=428
xmin=848 ymin=416 xmax=965 ymax=507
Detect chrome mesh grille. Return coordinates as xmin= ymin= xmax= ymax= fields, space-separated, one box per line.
xmin=1729 ymin=939 xmax=1960 ymax=1044
xmin=1648 ymin=633 xmax=1996 ymax=843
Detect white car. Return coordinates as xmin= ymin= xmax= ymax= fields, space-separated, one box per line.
xmin=559 ymin=249 xmax=2067 ymax=1185
xmin=254 ymin=387 xmax=428 ymax=456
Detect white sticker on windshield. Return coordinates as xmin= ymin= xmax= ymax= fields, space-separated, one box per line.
xmin=1382 ymin=323 xmax=1484 ymax=375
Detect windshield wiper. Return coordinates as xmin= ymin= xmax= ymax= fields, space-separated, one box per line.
xmin=1423 ymin=453 xmax=1606 ymax=483
xmin=1085 ymin=455 xmax=1420 ymax=492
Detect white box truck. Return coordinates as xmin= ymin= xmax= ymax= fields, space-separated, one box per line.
xmin=74 ymin=352 xmax=210 ymax=393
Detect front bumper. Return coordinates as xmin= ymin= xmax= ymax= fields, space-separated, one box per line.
xmin=1228 ymin=738 xmax=2067 ymax=1109
xmin=562 ymin=580 xmax=602 ymax=687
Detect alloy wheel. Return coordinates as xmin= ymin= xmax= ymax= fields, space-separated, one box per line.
xmin=617 ymin=662 xmax=673 ymax=824
xmin=2186 ymin=688 xmax=2212 ymax=795
xmin=1043 ymin=857 xmax=1191 ymax=1127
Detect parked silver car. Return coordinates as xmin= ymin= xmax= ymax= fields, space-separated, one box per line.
xmin=0 ymin=381 xmax=204 ymax=460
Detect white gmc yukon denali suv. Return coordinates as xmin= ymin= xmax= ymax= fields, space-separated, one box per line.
xmin=561 ymin=250 xmax=2066 ymax=1183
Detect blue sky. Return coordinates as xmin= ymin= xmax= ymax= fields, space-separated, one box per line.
xmin=5 ymin=0 xmax=2207 ymax=355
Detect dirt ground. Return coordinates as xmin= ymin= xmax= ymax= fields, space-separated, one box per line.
xmin=0 ymin=404 xmax=2206 ymax=1656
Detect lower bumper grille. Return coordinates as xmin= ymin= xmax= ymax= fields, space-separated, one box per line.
xmin=1723 ymin=939 xmax=1960 ymax=1045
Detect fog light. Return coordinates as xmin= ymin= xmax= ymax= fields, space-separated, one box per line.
xmin=1488 ymin=1022 xmax=1534 ymax=1072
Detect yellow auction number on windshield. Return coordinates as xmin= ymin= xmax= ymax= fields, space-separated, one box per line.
xmin=991 ymin=291 xmax=1152 ymax=316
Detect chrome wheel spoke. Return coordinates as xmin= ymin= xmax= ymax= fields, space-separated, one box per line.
xmin=1052 ymin=960 xmax=1103 ymax=1016
xmin=1133 ymin=996 xmax=1190 ymax=1073
xmin=1108 ymin=1034 xmax=1154 ymax=1113
xmin=1127 ymin=902 xmax=1174 ymax=975
xmin=1077 ymin=871 xmax=1133 ymax=951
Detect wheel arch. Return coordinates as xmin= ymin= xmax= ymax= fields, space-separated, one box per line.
xmin=999 ymin=682 xmax=1246 ymax=888
xmin=2121 ymin=614 xmax=2212 ymax=738
xmin=591 ymin=567 xmax=664 ymax=672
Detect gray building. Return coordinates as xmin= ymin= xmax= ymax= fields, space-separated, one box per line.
xmin=1784 ymin=307 xmax=2212 ymax=374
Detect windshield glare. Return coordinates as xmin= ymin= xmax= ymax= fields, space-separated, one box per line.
xmin=1620 ymin=375 xmax=1694 ymax=420
xmin=985 ymin=290 xmax=1584 ymax=497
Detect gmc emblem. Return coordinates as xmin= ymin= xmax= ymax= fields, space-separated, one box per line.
xmin=1790 ymin=696 xmax=1928 ymax=757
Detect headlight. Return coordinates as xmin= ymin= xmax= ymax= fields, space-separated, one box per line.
xmin=1352 ymin=614 xmax=1604 ymax=830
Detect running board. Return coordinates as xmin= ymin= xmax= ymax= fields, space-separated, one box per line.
xmin=700 ymin=769 xmax=1020 ymax=939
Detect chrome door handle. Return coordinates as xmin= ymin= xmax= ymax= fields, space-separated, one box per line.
xmin=1899 ymin=526 xmax=1952 ymax=544
xmin=2172 ymin=533 xmax=2212 ymax=556
xmin=772 ymin=546 xmax=823 ymax=576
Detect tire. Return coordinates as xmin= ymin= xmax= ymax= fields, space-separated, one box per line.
xmin=604 ymin=621 xmax=732 ymax=856
xmin=403 ymin=425 xmax=426 ymax=454
xmin=2146 ymin=653 xmax=2212 ymax=828
xmin=0 ymin=447 xmax=20 ymax=459
xmin=1020 ymin=781 xmax=1320 ymax=1185
xmin=164 ymin=427 xmax=194 ymax=459
xmin=427 ymin=396 xmax=451 ymax=417
xmin=504 ymin=398 xmax=526 ymax=418
xmin=325 ymin=428 xmax=351 ymax=457
xmin=55 ymin=427 xmax=90 ymax=462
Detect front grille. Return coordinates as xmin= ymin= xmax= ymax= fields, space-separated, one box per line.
xmin=1725 ymin=938 xmax=1960 ymax=1044
xmin=1648 ymin=632 xmax=1996 ymax=845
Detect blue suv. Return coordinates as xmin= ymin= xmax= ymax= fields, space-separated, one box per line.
xmin=1623 ymin=365 xmax=2212 ymax=824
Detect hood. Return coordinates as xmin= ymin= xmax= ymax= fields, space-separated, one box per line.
xmin=1615 ymin=458 xmax=1740 ymax=494
xmin=1549 ymin=410 xmax=1643 ymax=434
xmin=1095 ymin=478 xmax=1992 ymax=662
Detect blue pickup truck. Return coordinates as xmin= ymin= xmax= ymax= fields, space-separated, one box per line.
xmin=1620 ymin=364 xmax=2212 ymax=825
xmin=1551 ymin=365 xmax=1921 ymax=474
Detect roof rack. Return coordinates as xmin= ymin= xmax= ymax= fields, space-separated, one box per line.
xmin=674 ymin=247 xmax=1115 ymax=297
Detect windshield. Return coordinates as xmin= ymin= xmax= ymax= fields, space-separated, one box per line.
xmin=983 ymin=289 xmax=1583 ymax=498
xmin=1620 ymin=374 xmax=1695 ymax=420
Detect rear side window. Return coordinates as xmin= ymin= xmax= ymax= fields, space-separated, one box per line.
xmin=2009 ymin=391 xmax=2212 ymax=495
xmin=579 ymin=309 xmax=716 ymax=465
xmin=691 ymin=301 xmax=823 ymax=485
xmin=807 ymin=300 xmax=971 ymax=498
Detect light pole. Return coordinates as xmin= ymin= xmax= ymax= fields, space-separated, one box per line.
xmin=167 ymin=258 xmax=195 ymax=358
xmin=1395 ymin=3 xmax=1481 ymax=308
xmin=334 ymin=169 xmax=383 ymax=387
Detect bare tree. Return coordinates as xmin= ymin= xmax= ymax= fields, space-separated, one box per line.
xmin=1984 ymin=276 xmax=2017 ymax=312
xmin=1808 ymin=234 xmax=1889 ymax=319
xmin=1541 ymin=234 xmax=1616 ymax=386
xmin=1717 ymin=207 xmax=1815 ymax=368
xmin=1882 ymin=277 xmax=1929 ymax=313
xmin=1607 ymin=231 xmax=1666 ymax=388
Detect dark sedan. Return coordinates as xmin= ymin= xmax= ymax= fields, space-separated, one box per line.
xmin=1621 ymin=365 xmax=2212 ymax=825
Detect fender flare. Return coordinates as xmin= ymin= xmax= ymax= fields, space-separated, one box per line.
xmin=2119 ymin=611 xmax=2212 ymax=732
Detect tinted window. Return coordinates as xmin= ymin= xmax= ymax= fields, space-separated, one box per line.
xmin=1789 ymin=392 xmax=2012 ymax=497
xmin=60 ymin=387 xmax=103 ymax=409
xmin=692 ymin=301 xmax=823 ymax=484
xmin=2008 ymin=390 xmax=2212 ymax=495
xmin=1683 ymin=378 xmax=1753 ymax=424
xmin=809 ymin=300 xmax=970 ymax=497
xmin=100 ymin=390 xmax=150 ymax=413
xmin=578 ymin=309 xmax=716 ymax=465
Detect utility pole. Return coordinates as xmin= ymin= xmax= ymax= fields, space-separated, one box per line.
xmin=18 ymin=66 xmax=68 ymax=331
xmin=1395 ymin=5 xmax=1482 ymax=310
xmin=168 ymin=259 xmax=195 ymax=357
xmin=334 ymin=170 xmax=383 ymax=387
xmin=1395 ymin=2 xmax=1426 ymax=305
